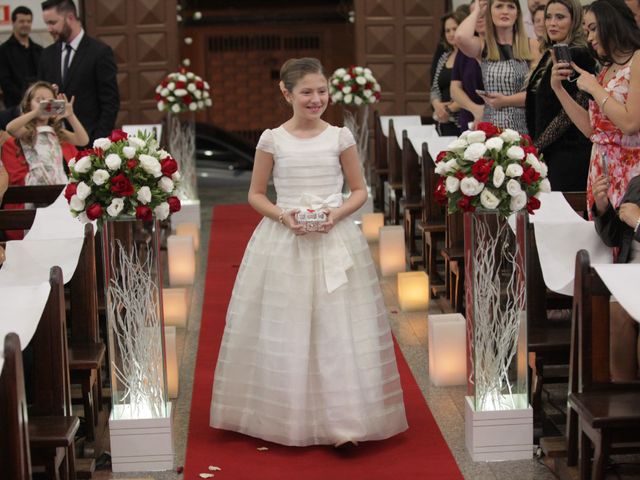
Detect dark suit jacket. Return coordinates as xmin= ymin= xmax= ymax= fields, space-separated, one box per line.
xmin=0 ymin=35 xmax=43 ymax=107
xmin=37 ymin=33 xmax=119 ymax=145
xmin=594 ymin=176 xmax=640 ymax=264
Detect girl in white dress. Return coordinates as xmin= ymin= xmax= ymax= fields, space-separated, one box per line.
xmin=210 ymin=58 xmax=408 ymax=447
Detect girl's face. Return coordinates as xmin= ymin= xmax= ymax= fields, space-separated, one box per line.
xmin=286 ymin=73 xmax=329 ymax=121
xmin=444 ymin=17 xmax=459 ymax=48
xmin=583 ymin=10 xmax=603 ymax=56
xmin=29 ymin=86 xmax=54 ymax=113
xmin=533 ymin=9 xmax=546 ymax=38
xmin=491 ymin=0 xmax=519 ymax=29
xmin=545 ymin=2 xmax=572 ymax=43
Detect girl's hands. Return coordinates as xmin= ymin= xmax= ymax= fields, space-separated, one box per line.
xmin=282 ymin=209 xmax=307 ymax=236
xmin=592 ymin=175 xmax=610 ymax=216
xmin=319 ymin=208 xmax=338 ymax=234
xmin=619 ymin=203 xmax=640 ymax=229
xmin=59 ymin=94 xmax=75 ymax=119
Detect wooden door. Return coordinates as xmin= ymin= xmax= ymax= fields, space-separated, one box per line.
xmin=354 ymin=0 xmax=448 ymax=116
xmin=83 ymin=0 xmax=179 ymax=127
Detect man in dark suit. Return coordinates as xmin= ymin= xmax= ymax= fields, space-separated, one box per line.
xmin=38 ymin=0 xmax=119 ymax=145
xmin=0 ymin=6 xmax=43 ymax=107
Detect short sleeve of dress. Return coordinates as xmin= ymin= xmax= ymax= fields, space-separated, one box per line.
xmin=256 ymin=129 xmax=275 ymax=154
xmin=339 ymin=127 xmax=356 ymax=153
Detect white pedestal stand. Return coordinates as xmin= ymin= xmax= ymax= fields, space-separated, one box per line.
xmin=464 ymin=396 xmax=533 ymax=461
xmin=109 ymin=403 xmax=174 ymax=472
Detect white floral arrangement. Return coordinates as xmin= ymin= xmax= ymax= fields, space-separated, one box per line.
xmin=155 ymin=68 xmax=212 ymax=113
xmin=65 ymin=129 xmax=182 ymax=225
xmin=434 ymin=122 xmax=550 ymax=217
xmin=328 ymin=65 xmax=381 ymax=106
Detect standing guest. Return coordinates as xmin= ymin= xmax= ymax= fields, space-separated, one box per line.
xmin=551 ymin=0 xmax=640 ymax=217
xmin=431 ymin=10 xmax=469 ymax=136
xmin=532 ymin=5 xmax=547 ymax=40
xmin=524 ymin=0 xmax=550 ymax=39
xmin=431 ymin=3 xmax=472 ymax=86
xmin=210 ymin=57 xmax=408 ymax=447
xmin=38 ymin=0 xmax=119 ymax=145
xmin=525 ymin=0 xmax=596 ymax=191
xmin=451 ymin=1 xmax=486 ymax=130
xmin=0 ymin=6 xmax=43 ymax=108
xmin=456 ymin=0 xmax=538 ymax=133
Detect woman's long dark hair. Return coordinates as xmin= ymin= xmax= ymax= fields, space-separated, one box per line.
xmin=589 ymin=0 xmax=640 ymax=65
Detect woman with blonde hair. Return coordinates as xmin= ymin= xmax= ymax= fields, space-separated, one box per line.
xmin=455 ymin=0 xmax=538 ymax=132
xmin=525 ymin=0 xmax=596 ymax=190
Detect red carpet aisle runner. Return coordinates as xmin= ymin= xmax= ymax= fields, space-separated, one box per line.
xmin=184 ymin=205 xmax=463 ymax=480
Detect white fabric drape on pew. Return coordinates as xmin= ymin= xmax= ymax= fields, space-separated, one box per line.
xmin=593 ymin=264 xmax=640 ymax=322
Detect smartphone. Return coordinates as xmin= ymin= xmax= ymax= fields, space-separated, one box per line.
xmin=475 ymin=89 xmax=487 ymax=96
xmin=39 ymin=99 xmax=66 ymax=116
xmin=553 ymin=43 xmax=572 ymax=64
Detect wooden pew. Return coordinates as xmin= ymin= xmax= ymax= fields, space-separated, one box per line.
xmin=564 ymin=251 xmax=640 ymax=479
xmin=372 ymin=111 xmax=389 ymax=211
xmin=386 ymin=119 xmax=404 ymax=225
xmin=401 ymin=130 xmax=424 ymax=268
xmin=0 ymin=333 xmax=32 ymax=480
xmin=441 ymin=211 xmax=465 ymax=313
xmin=1 ymin=185 xmax=65 ymax=207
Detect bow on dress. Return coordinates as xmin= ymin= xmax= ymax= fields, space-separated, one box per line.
xmin=298 ymin=193 xmax=354 ymax=294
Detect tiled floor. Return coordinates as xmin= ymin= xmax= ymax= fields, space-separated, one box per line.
xmin=91 ymin=179 xmax=638 ymax=479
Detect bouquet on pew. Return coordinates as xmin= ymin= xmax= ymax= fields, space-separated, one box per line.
xmin=328 ymin=65 xmax=381 ymax=106
xmin=434 ymin=122 xmax=550 ymax=217
xmin=65 ymin=129 xmax=182 ymax=225
xmin=155 ymin=67 xmax=212 ymax=114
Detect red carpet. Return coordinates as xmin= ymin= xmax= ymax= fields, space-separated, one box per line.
xmin=184 ymin=205 xmax=463 ymax=479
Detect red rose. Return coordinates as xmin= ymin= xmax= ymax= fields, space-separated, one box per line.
xmin=374 ymin=92 xmax=381 ymax=100
xmin=523 ymin=145 xmax=538 ymax=156
xmin=521 ymin=134 xmax=533 ymax=146
xmin=175 ymin=81 xmax=186 ymax=89
xmin=196 ymin=80 xmax=204 ymax=90
xmin=436 ymin=151 xmax=448 ymax=163
xmin=77 ymin=148 xmax=97 ymax=158
xmin=352 ymin=85 xmax=359 ymax=93
xmin=471 ymin=158 xmax=494 ymax=184
xmin=85 ymin=203 xmax=103 ymax=220
xmin=64 ymin=182 xmax=78 ymax=202
xmin=527 ymin=196 xmax=541 ymax=214
xmin=154 ymin=93 xmax=162 ymax=101
xmin=127 ymin=159 xmax=138 ymax=170
xmin=161 ymin=157 xmax=178 ymax=176
xmin=136 ymin=205 xmax=153 ymax=221
xmin=434 ymin=178 xmax=447 ymax=205
xmin=109 ymin=129 xmax=128 ymax=142
xmin=183 ymin=94 xmax=193 ymax=104
xmin=476 ymin=122 xmax=500 ymax=138
xmin=521 ymin=166 xmax=541 ymax=185
xmin=161 ymin=79 xmax=168 ymax=88
xmin=110 ymin=173 xmax=135 ymax=197
xmin=457 ymin=195 xmax=476 ymax=213
xmin=455 ymin=170 xmax=465 ymax=180
xmin=167 ymin=196 xmax=181 ymax=213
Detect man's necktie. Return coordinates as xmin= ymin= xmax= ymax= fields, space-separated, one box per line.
xmin=62 ymin=44 xmax=73 ymax=83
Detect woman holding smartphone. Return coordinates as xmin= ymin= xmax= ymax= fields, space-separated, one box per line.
xmin=525 ymin=0 xmax=596 ymax=191
xmin=550 ymin=0 xmax=640 ymax=217
xmin=455 ymin=0 xmax=538 ymax=133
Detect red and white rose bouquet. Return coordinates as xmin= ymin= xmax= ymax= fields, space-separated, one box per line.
xmin=328 ymin=66 xmax=381 ymax=106
xmin=66 ymin=129 xmax=182 ymax=225
xmin=155 ymin=68 xmax=211 ymax=114
xmin=434 ymin=122 xmax=550 ymax=217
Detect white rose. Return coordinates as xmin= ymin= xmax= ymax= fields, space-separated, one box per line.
xmin=182 ymin=58 xmax=191 ymax=67
xmin=178 ymin=74 xmax=187 ymax=82
xmin=70 ymin=195 xmax=85 ymax=211
xmin=106 ymin=198 xmax=124 ymax=217
xmin=539 ymin=178 xmax=551 ymax=193
xmin=363 ymin=89 xmax=372 ymax=98
xmin=187 ymin=83 xmax=196 ymax=92
xmin=506 ymin=146 xmax=525 ymax=160
xmin=154 ymin=202 xmax=171 ymax=221
xmin=161 ymin=88 xmax=170 ymax=97
xmin=500 ymin=129 xmax=520 ymax=143
xmin=157 ymin=101 xmax=165 ymax=111
xmin=92 ymin=169 xmax=110 ymax=186
xmin=332 ymin=77 xmax=340 ymax=85
xmin=485 ymin=137 xmax=504 ymax=151
xmin=198 ymin=101 xmax=204 ymax=109
xmin=171 ymin=103 xmax=181 ymax=113
xmin=367 ymin=95 xmax=377 ymax=104
xmin=334 ymin=68 xmax=347 ymax=77
xmin=373 ymin=83 xmax=381 ymax=91
xmin=128 ymin=136 xmax=146 ymax=150
xmin=505 ymin=163 xmax=524 ymax=177
xmin=463 ymin=143 xmax=488 ymax=162
xmin=354 ymin=96 xmax=363 ymax=106
xmin=355 ymin=76 xmax=366 ymax=85
xmin=189 ymin=102 xmax=198 ymax=111
xmin=538 ymin=162 xmax=548 ymax=177
xmin=157 ymin=149 xmax=170 ymax=159
xmin=172 ymin=171 xmax=181 ymax=182
xmin=447 ymin=138 xmax=468 ymax=152
xmin=506 ymin=178 xmax=522 ymax=196
xmin=204 ymin=98 xmax=212 ymax=106
xmin=74 ymin=155 xmax=92 ymax=173
xmin=77 ymin=212 xmax=90 ymax=224
xmin=122 ymin=146 xmax=136 ymax=159
xmin=480 ymin=189 xmax=501 ymax=209
xmin=105 ymin=153 xmax=122 ymax=171
xmin=445 ymin=158 xmax=459 ymax=173
xmin=186 ymin=71 xmax=195 ymax=79
xmin=137 ymin=186 xmax=152 ymax=204
xmin=364 ymin=67 xmax=372 ymax=75
xmin=342 ymin=74 xmax=351 ymax=81
xmin=525 ymin=153 xmax=539 ymax=167
xmin=466 ymin=130 xmax=487 ymax=144
xmin=445 ymin=176 xmax=460 ymax=193
xmin=139 ymin=154 xmax=162 ymax=177
xmin=510 ymin=191 xmax=528 ymax=212
xmin=93 ymin=138 xmax=112 ymax=151
xmin=434 ymin=161 xmax=448 ymax=175
xmin=174 ymin=89 xmax=187 ymax=97
xmin=342 ymin=86 xmax=352 ymax=94
xmin=493 ymin=165 xmax=505 ymax=188
xmin=76 ymin=181 xmax=91 ymax=200
xmin=460 ymin=177 xmax=484 ymax=196
xmin=343 ymin=94 xmax=353 ymax=104
xmin=158 ymin=176 xmax=174 ymax=193
xmin=354 ymin=66 xmax=364 ymax=74
xmin=459 ymin=130 xmax=470 ymax=140
xmin=194 ymin=90 xmax=202 ymax=99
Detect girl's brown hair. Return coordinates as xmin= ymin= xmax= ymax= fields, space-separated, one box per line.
xmin=484 ymin=0 xmax=532 ymax=61
xmin=279 ymin=57 xmax=325 ymax=92
xmin=19 ymin=81 xmax=67 ymax=146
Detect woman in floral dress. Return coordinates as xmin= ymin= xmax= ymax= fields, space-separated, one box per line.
xmin=550 ymin=0 xmax=640 ymax=217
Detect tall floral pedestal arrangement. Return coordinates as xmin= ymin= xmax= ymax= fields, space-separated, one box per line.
xmin=434 ymin=123 xmax=551 ymax=461
xmin=329 ymin=65 xmax=381 ymax=221
xmin=156 ymin=68 xmax=211 ymax=228
xmin=65 ymin=129 xmax=182 ymax=472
